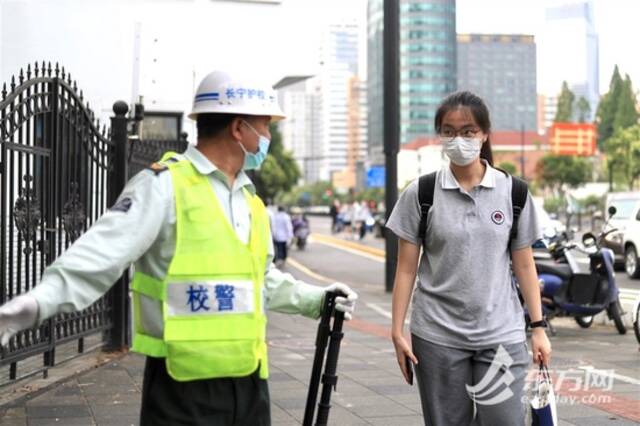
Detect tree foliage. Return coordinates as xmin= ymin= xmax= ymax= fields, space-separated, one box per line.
xmin=596 ymin=66 xmax=623 ymax=146
xmin=576 ymin=96 xmax=591 ymax=123
xmin=535 ymin=154 xmax=592 ymax=194
xmin=605 ymin=124 xmax=640 ymax=190
xmin=277 ymin=182 xmax=385 ymax=207
xmin=613 ymin=76 xmax=639 ymax=130
xmin=596 ymin=66 xmax=639 ymax=149
xmin=276 ymin=181 xmax=333 ymax=207
xmin=251 ymin=124 xmax=300 ymax=201
xmin=554 ymin=81 xmax=575 ymax=122
xmin=497 ymin=161 xmax=518 ymax=176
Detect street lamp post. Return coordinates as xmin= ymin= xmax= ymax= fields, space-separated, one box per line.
xmin=383 ymin=0 xmax=399 ymax=293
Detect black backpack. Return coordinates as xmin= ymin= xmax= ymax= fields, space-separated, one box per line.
xmin=417 ymin=170 xmax=528 ymax=252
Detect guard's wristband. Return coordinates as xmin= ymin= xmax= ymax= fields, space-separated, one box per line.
xmin=529 ymin=320 xmax=547 ymax=329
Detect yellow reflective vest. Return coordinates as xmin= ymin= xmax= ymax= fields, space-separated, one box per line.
xmin=130 ymin=158 xmax=270 ymax=381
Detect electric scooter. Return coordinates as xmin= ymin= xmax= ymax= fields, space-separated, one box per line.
xmin=523 ymin=206 xmax=626 ymax=335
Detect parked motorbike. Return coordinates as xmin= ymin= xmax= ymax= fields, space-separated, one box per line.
xmin=532 ymin=229 xmax=573 ymax=262
xmin=522 ymin=206 xmax=626 ymax=335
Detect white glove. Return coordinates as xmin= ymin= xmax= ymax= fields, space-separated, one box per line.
xmin=324 ymin=282 xmax=358 ymax=321
xmin=0 ymin=294 xmax=39 ymax=346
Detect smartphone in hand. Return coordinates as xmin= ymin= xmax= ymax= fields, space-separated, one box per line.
xmin=405 ymin=356 xmax=413 ymax=385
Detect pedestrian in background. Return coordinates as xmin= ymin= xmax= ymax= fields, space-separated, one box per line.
xmin=387 ymin=91 xmax=551 ymax=426
xmin=357 ymin=200 xmax=372 ymax=240
xmin=272 ymin=205 xmax=293 ymax=266
xmin=330 ymin=199 xmax=341 ymax=233
xmin=348 ymin=200 xmax=359 ymax=240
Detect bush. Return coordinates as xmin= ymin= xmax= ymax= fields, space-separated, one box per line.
xmin=579 ymin=194 xmax=604 ymax=213
xmin=498 ymin=161 xmax=518 ymax=176
xmin=543 ymin=197 xmax=564 ymax=215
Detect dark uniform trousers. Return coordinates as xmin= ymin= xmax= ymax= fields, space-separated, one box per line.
xmin=140 ymin=356 xmax=271 ymax=426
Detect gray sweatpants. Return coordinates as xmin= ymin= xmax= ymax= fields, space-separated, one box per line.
xmin=411 ymin=335 xmax=529 ymax=426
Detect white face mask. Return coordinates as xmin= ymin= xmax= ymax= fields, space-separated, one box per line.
xmin=441 ymin=136 xmax=482 ymax=166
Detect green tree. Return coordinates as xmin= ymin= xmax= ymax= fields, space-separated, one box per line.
xmin=612 ymin=76 xmax=639 ymax=130
xmin=276 ymin=181 xmax=334 ymax=206
xmin=596 ymin=66 xmax=624 ymax=148
xmin=554 ymin=81 xmax=575 ymax=122
xmin=535 ymin=154 xmax=592 ymax=194
xmin=251 ymin=124 xmax=300 ymax=200
xmin=497 ymin=161 xmax=518 ymax=175
xmin=605 ymin=124 xmax=640 ymax=190
xmin=576 ymin=96 xmax=591 ymax=123
xmin=357 ymin=188 xmax=385 ymax=204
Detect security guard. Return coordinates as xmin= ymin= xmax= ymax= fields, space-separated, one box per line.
xmin=0 ymin=70 xmax=358 ymax=425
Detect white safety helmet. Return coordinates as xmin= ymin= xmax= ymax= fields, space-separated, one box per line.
xmin=188 ymin=70 xmax=285 ymax=121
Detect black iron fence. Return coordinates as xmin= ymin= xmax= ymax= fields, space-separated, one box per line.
xmin=0 ymin=62 xmax=131 ymax=383
xmin=127 ymin=133 xmax=189 ymax=179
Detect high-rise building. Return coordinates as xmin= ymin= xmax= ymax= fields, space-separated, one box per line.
xmin=318 ymin=20 xmax=362 ymax=181
xmin=539 ymin=0 xmax=599 ymax=121
xmin=275 ymin=76 xmax=323 ymax=183
xmin=367 ymin=0 xmax=457 ymax=166
xmin=333 ymin=75 xmax=368 ymax=190
xmin=457 ymin=34 xmax=537 ymax=132
xmin=275 ymin=19 xmax=365 ymax=184
xmin=366 ymin=0 xmax=385 ymax=167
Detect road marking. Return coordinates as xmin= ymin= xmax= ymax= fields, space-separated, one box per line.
xmin=365 ymin=303 xmax=392 ymax=319
xmin=366 ymin=302 xmax=409 ymax=325
xmin=286 ymin=258 xmax=334 ymax=284
xmin=311 ymin=233 xmax=385 ymax=256
xmin=309 ymin=234 xmax=384 ymax=263
xmin=621 ymin=289 xmax=640 ymax=297
xmin=577 ymin=366 xmax=640 ymax=386
xmin=620 ymin=289 xmax=640 ymax=306
xmin=287 ymin=258 xmax=401 ymax=323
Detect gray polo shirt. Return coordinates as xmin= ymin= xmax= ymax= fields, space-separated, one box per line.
xmin=386 ymin=162 xmax=542 ymax=349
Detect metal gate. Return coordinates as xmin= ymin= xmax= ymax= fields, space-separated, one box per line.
xmin=0 ymin=62 xmax=130 ymax=382
xmin=128 ymin=133 xmax=189 ymax=179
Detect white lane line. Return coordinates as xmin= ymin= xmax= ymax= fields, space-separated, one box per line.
xmin=620 ymin=289 xmax=640 ymax=297
xmin=577 ymin=366 xmax=640 ymax=386
xmin=308 ymin=236 xmax=385 ymax=263
xmin=365 ymin=302 xmax=409 ymax=325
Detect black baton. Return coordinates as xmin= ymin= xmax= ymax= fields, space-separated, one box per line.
xmin=303 ymin=291 xmax=346 ymax=426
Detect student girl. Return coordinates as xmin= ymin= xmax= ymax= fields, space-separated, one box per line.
xmin=387 ymin=91 xmax=551 ymax=425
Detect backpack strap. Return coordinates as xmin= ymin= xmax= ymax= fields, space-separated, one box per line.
xmin=418 ymin=172 xmax=437 ymax=251
xmin=509 ymin=175 xmax=529 ymax=250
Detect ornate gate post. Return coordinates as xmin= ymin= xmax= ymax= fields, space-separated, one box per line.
xmin=105 ymin=100 xmax=130 ymax=350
